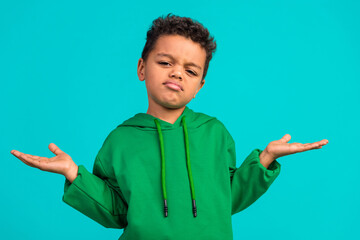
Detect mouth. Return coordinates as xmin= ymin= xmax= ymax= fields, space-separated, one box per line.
xmin=163 ymin=81 xmax=183 ymax=91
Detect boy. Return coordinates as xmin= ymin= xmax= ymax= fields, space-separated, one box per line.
xmin=11 ymin=13 xmax=329 ymax=239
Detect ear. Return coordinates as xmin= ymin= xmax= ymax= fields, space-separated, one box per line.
xmin=199 ymin=79 xmax=205 ymax=89
xmin=137 ymin=58 xmax=145 ymax=81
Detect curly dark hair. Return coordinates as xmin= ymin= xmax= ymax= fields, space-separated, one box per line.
xmin=141 ymin=13 xmax=217 ymax=80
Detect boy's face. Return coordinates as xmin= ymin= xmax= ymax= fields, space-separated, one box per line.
xmin=137 ymin=34 xmax=206 ymax=111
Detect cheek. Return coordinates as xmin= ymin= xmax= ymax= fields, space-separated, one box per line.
xmin=191 ymin=81 xmax=201 ymax=90
xmin=147 ymin=65 xmax=165 ymax=79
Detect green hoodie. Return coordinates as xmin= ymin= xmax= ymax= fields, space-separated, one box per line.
xmin=62 ymin=106 xmax=281 ymax=239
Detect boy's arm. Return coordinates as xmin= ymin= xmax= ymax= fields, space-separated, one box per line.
xmin=62 ymin=155 xmax=128 ymax=229
xmin=228 ymin=141 xmax=281 ymax=215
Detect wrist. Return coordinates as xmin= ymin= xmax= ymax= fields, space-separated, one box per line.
xmin=259 ymin=149 xmax=275 ymax=169
xmin=65 ymin=164 xmax=79 ymax=183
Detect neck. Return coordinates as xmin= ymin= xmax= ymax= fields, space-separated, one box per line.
xmin=146 ymin=104 xmax=186 ymax=125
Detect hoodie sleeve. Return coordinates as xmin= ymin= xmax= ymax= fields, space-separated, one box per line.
xmin=228 ymin=140 xmax=281 ymax=215
xmin=62 ymin=154 xmax=128 ymax=229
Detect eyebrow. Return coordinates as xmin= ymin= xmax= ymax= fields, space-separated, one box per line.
xmin=156 ymin=53 xmax=202 ymax=70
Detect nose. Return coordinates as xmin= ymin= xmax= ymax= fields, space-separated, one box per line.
xmin=170 ymin=69 xmax=182 ymax=80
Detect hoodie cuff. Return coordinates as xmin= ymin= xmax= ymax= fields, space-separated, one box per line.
xmin=63 ymin=165 xmax=87 ymax=195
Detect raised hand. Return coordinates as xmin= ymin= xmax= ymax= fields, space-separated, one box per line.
xmin=260 ymin=134 xmax=329 ymax=168
xmin=10 ymin=143 xmax=79 ymax=182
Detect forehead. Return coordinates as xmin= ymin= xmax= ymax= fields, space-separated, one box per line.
xmin=151 ymin=34 xmax=206 ymax=67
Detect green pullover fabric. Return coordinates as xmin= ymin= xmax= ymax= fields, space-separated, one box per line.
xmin=62 ymin=106 xmax=281 ymax=239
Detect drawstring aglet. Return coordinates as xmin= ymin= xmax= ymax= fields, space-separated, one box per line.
xmin=192 ymin=199 xmax=197 ymax=217
xmin=164 ymin=199 xmax=168 ymax=217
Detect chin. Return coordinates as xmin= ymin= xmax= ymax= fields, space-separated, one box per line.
xmin=151 ymin=96 xmax=190 ymax=110
xmin=160 ymin=101 xmax=187 ymax=110
xmin=162 ymin=104 xmax=184 ymax=110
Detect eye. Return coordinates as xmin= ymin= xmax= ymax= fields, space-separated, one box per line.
xmin=159 ymin=61 xmax=170 ymax=66
xmin=187 ymin=70 xmax=197 ymax=76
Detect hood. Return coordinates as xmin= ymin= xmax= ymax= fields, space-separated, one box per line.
xmin=116 ymin=106 xmax=216 ymax=218
xmin=118 ymin=106 xmax=215 ymax=130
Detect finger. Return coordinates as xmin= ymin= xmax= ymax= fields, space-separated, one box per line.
xmin=15 ymin=154 xmax=34 ymax=167
xmin=48 ymin=143 xmax=64 ymax=156
xmin=23 ymin=154 xmax=51 ymax=171
xmin=11 ymin=150 xmax=26 ymax=160
xmin=279 ymin=134 xmax=291 ymax=143
xmin=11 ymin=150 xmax=37 ymax=168
xmin=290 ymin=140 xmax=326 ymax=153
xmin=291 ymin=143 xmax=318 ymax=152
xmin=321 ymin=139 xmax=329 ymax=145
xmin=21 ymin=154 xmax=38 ymax=166
xmin=24 ymin=153 xmax=49 ymax=163
xmin=311 ymin=139 xmax=328 ymax=145
xmin=304 ymin=142 xmax=323 ymax=150
xmin=25 ymin=153 xmax=42 ymax=160
xmin=311 ymin=140 xmax=328 ymax=148
xmin=12 ymin=150 xmax=45 ymax=162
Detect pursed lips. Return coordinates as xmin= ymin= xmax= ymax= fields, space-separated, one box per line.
xmin=163 ymin=80 xmax=184 ymax=91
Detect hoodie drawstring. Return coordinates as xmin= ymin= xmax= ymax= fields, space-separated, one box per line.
xmin=154 ymin=116 xmax=197 ymax=218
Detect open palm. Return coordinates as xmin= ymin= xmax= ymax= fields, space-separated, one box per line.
xmin=265 ymin=134 xmax=329 ymax=160
xmin=11 ymin=143 xmax=76 ymax=177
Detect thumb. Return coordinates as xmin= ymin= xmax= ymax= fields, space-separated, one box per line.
xmin=279 ymin=134 xmax=291 ymax=143
xmin=48 ymin=143 xmax=64 ymax=156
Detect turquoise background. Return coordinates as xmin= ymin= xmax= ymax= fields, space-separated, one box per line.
xmin=1 ymin=0 xmax=359 ymax=239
